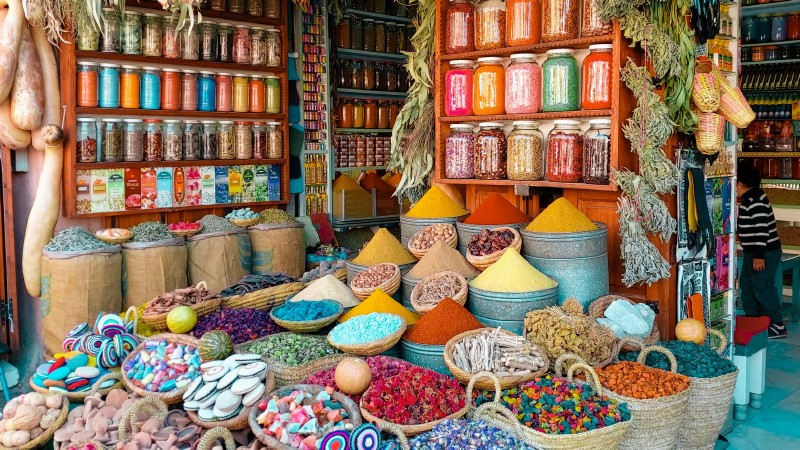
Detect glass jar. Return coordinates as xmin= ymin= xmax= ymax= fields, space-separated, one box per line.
xmin=267 ymin=122 xmax=283 ymax=159
xmin=445 ymin=60 xmax=474 ymax=116
xmin=473 ymin=57 xmax=505 ymax=115
xmin=141 ymin=14 xmax=162 ymax=56
xmin=752 ymin=46 xmax=766 ymax=61
xmin=363 ymin=61 xmax=376 ymax=90
xmin=743 ymin=134 xmax=758 ymax=152
xmin=385 ymin=63 xmax=398 ymax=91
xmin=163 ymin=120 xmax=183 ymax=161
xmin=266 ymin=76 xmax=281 ymax=113
xmin=143 ymin=120 xmax=162 ymax=162
xmin=777 ymin=132 xmax=793 ymax=152
xmin=742 ymin=16 xmax=758 ymax=44
xmin=789 ymin=13 xmax=800 ymax=40
xmin=377 ymin=101 xmax=390 ymax=128
xmin=398 ymin=68 xmax=409 ymax=91
xmin=100 ymin=8 xmax=120 ymax=53
xmin=374 ymin=0 xmax=387 ymax=14
xmin=162 ymin=18 xmax=181 ymax=58
xmin=218 ymin=121 xmax=235 ymax=159
xmin=507 ymin=121 xmax=544 ymax=181
xmin=353 ymin=100 xmax=365 ymax=128
xmin=582 ymin=44 xmax=612 ymax=110
xmin=397 ymin=26 xmax=407 ymax=53
xmin=201 ymin=121 xmax=217 ymax=160
xmin=363 ymin=0 xmax=374 ymax=11
xmin=476 ymin=0 xmax=506 ymax=50
xmin=339 ymin=60 xmax=353 ymax=89
xmin=120 ymin=65 xmax=141 ymax=109
xmin=218 ymin=23 xmax=234 ymax=62
xmin=76 ymin=20 xmax=100 ymax=51
xmin=375 ymin=21 xmax=386 ymax=53
xmin=445 ymin=124 xmax=476 ymax=179
xmin=546 ymin=120 xmax=583 ymax=182
xmin=101 ymin=119 xmax=123 ymax=162
xmin=252 ymin=122 xmax=267 ymax=159
xmin=583 ymin=119 xmax=611 ymax=184
xmin=374 ymin=62 xmax=386 ymax=90
xmin=779 ymin=158 xmax=793 ymax=179
xmin=338 ymin=100 xmax=354 ymax=128
xmin=507 ymin=0 xmax=541 ymax=47
xmin=756 ymin=15 xmax=771 ymax=43
xmin=98 ymin=63 xmax=120 ymax=108
xmin=248 ymin=0 xmax=264 ymax=16
xmin=217 ymin=73 xmax=233 ymax=112
xmin=249 ymin=75 xmax=266 ymax=112
xmin=742 ymin=47 xmax=752 ymax=62
xmin=386 ymin=23 xmax=399 ymax=53
xmin=388 ymin=102 xmax=400 ymax=126
xmin=181 ymin=25 xmax=200 ymax=60
xmin=77 ymin=118 xmax=98 ymax=163
xmin=582 ymin=0 xmax=611 ymax=37
xmin=352 ymin=60 xmax=365 ymax=89
xmin=200 ymin=21 xmax=218 ymax=61
xmin=773 ymin=14 xmax=788 ymax=42
xmin=475 ymin=122 xmax=507 ymax=179
xmin=766 ymin=45 xmax=779 ymax=60
xmin=123 ymin=119 xmax=143 ymax=162
xmin=182 ymin=121 xmax=201 ymax=160
xmin=364 ymin=101 xmax=378 ymax=128
xmin=265 ymin=0 xmax=280 ymax=18
xmin=121 ymin=11 xmax=142 ymax=54
xmin=233 ymin=26 xmax=251 ymax=64
xmin=181 ymin=70 xmax=198 ymax=111
xmin=338 ymin=17 xmax=351 ymax=48
xmin=542 ymin=49 xmax=579 ymax=112
xmin=198 ymin=71 xmax=217 ymax=111
xmin=266 ymin=29 xmax=281 ymax=67
xmin=506 ymin=54 xmax=541 ymax=114
xmin=351 ymin=16 xmax=364 ymax=51
xmin=363 ymin=19 xmax=376 ymax=51
xmin=161 ymin=68 xmax=181 ymax=110
xmin=233 ymin=74 xmax=250 ymax=112
xmin=228 ymin=0 xmax=245 ymax=14
xmin=140 ymin=67 xmax=161 ymax=110
xmin=77 ymin=62 xmax=99 ymax=107
xmin=211 ymin=0 xmax=225 ymax=12
xmin=234 ymin=122 xmax=252 ymax=159
xmin=542 ymin=0 xmax=579 ymax=42
xmin=250 ymin=27 xmax=267 ymax=65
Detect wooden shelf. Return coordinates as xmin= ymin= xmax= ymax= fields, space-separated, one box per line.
xmin=75 ymin=108 xmax=285 ymax=120
xmin=742 ymin=39 xmax=800 ymax=48
xmin=76 ymin=50 xmax=285 ymax=74
xmin=130 ymin=0 xmax=284 ymax=26
xmin=76 ymin=159 xmax=286 ymax=169
xmin=440 ymin=110 xmax=612 ymax=123
xmin=742 ymin=58 xmax=800 ymax=66
xmin=337 ymin=88 xmax=407 ymax=100
xmin=336 ymin=128 xmax=393 ymax=133
xmin=440 ymin=35 xmax=614 ymax=61
xmin=345 ymin=8 xmax=413 ymax=24
xmin=337 ymin=48 xmax=407 ymax=62
xmin=77 ymin=200 xmax=288 ymax=218
xmin=437 ymin=178 xmax=618 ymax=191
xmin=738 ymin=152 xmax=800 ymax=157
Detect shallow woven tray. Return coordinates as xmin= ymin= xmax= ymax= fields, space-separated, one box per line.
xmin=120 ymin=334 xmax=202 ymax=404
xmin=221 ymin=282 xmax=305 ymax=310
xmin=169 ymin=225 xmax=203 ymax=238
xmin=350 ymin=263 xmax=401 ymax=301
xmin=465 ymin=227 xmax=523 ymax=271
xmin=187 ymin=371 xmax=275 ymax=430
xmin=588 ymin=295 xmax=661 ymax=351
xmin=95 ymin=228 xmax=132 ymax=245
xmin=407 ymin=223 xmax=458 ymax=259
xmin=0 ymin=394 xmax=69 ymax=450
xmin=410 ymin=271 xmax=468 ymax=314
xmin=269 ymin=301 xmax=343 ymax=333
xmin=328 ymin=315 xmax=407 ymax=356
xmin=29 ymin=371 xmax=123 ymax=402
xmin=230 ymin=217 xmax=259 ymax=228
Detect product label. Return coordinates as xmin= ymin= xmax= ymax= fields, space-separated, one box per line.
xmin=90 ymin=169 xmax=108 ymax=213
xmin=215 ymin=166 xmax=229 ymax=204
xmin=141 ymin=168 xmax=157 ymax=209
xmin=241 ymin=165 xmax=255 ymax=203
xmin=201 ymin=166 xmax=216 ymax=205
xmin=173 ymin=167 xmax=186 ymax=207
xmin=107 ymin=169 xmax=125 ymax=212
xmin=124 ymin=168 xmax=142 ymax=210
xmin=228 ymin=165 xmax=242 ymax=203
xmin=76 ymin=170 xmax=92 ymax=215
xmin=156 ymin=168 xmax=174 ymax=209
xmin=268 ymin=165 xmax=281 ymax=202
xmin=186 ymin=166 xmax=202 ymax=206
xmin=255 ymin=165 xmax=268 ymax=202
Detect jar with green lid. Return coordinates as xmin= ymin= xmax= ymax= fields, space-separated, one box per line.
xmin=142 ymin=13 xmax=162 ymax=56
xmin=121 ymin=11 xmax=142 ymax=55
xmin=101 ymin=119 xmax=123 ymax=163
xmin=182 ymin=25 xmax=200 ymax=60
xmin=266 ymin=29 xmax=281 ymax=67
xmin=542 ymin=49 xmax=579 ymax=112
xmin=234 ymin=122 xmax=252 ymax=159
xmin=375 ymin=21 xmax=386 ymax=53
xmin=363 ymin=19 xmax=376 ymax=52
xmin=77 ymin=118 xmax=98 ymax=163
xmin=228 ymin=0 xmax=245 ymax=14
xmin=76 ymin=20 xmax=100 ymax=51
xmin=163 ymin=120 xmax=183 ymax=161
xmin=201 ymin=121 xmax=217 ymax=160
xmin=123 ymin=119 xmax=144 ymax=162
xmin=183 ymin=121 xmax=201 ymax=161
xmin=218 ymin=121 xmax=235 ymax=159
xmin=199 ymin=21 xmax=218 ymax=61
xmin=351 ymin=16 xmax=363 ymax=50
xmin=507 ymin=121 xmax=544 ymax=181
xmin=100 ymin=8 xmax=120 ymax=53
xmin=218 ymin=23 xmax=234 ymax=62
xmin=266 ymin=76 xmax=281 ymax=113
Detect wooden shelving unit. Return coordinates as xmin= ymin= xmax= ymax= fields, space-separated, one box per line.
xmin=439 ymin=34 xmax=614 ymax=60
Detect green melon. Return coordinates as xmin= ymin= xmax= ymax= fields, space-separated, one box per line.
xmin=199 ymin=331 xmax=234 ymax=361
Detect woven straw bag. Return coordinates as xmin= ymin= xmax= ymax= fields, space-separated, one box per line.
xmin=588 ymin=295 xmax=661 ymax=351
xmin=410 ymin=271 xmax=468 ymax=313
xmin=697 ymin=58 xmax=755 ymax=129
xmin=407 ymin=223 xmax=458 ymax=259
xmin=692 ymin=66 xmax=721 ymax=113
xmin=695 ymin=110 xmax=726 ymax=156
xmin=140 ymin=282 xmax=222 ymax=330
xmin=350 ymin=263 xmax=401 ymax=300
xmin=466 ymin=227 xmax=523 ymax=271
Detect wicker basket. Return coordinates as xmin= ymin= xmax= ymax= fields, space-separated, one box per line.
xmin=333 ymin=267 xmax=347 ymax=283
xmin=465 ymin=227 xmax=523 ymax=271
xmin=140 ymin=282 xmax=222 ymax=330
xmin=328 ymin=315 xmax=406 ymax=356
xmin=695 ymin=110 xmax=726 ymax=156
xmin=410 ymin=271 xmax=468 ymax=313
xmin=443 ymin=328 xmax=549 ymax=390
xmin=95 ymin=228 xmax=132 ymax=245
xmin=588 ymin=295 xmax=661 ymax=351
xmin=249 ymin=384 xmax=362 ymax=449
xmin=234 ymin=333 xmax=348 ymax=387
xmin=170 ymin=225 xmax=203 ymax=238
xmin=407 ymin=223 xmax=458 ymax=259
xmin=350 ymin=263 xmax=401 ymax=300
xmin=269 ymin=301 xmax=343 ymax=333
xmin=221 ymin=282 xmax=305 ymax=310
xmin=0 ymin=395 xmax=69 ymax=450
xmin=359 ymin=385 xmax=470 ymax=437
xmin=701 ymin=59 xmax=755 ymax=129
xmin=29 ymin=371 xmax=123 ymax=401
xmin=195 ymin=427 xmax=237 ymax=450
xmin=691 ymin=69 xmax=721 ymax=113
xmin=187 ymin=371 xmax=275 ymax=431
xmin=120 ymin=334 xmax=202 ymax=404
xmin=230 ymin=217 xmax=259 ymax=228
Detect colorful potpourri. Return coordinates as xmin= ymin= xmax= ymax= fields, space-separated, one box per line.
xmin=304 ymin=355 xmax=414 ymax=404
xmin=445 ymin=124 xmax=476 ymax=179
xmin=619 ymin=340 xmax=737 ymax=378
xmin=190 ymin=308 xmax=284 ymax=344
xmin=408 ymin=419 xmax=537 ymax=450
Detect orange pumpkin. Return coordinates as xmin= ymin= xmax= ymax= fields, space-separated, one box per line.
xmin=675 ymin=318 xmax=707 ymax=345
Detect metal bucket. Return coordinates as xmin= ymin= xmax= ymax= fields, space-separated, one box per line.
xmin=400 ymin=213 xmax=470 ymax=247
xmin=456 ymin=221 xmax=528 ymax=255
xmin=382 ymin=342 xmax=401 ymax=358
xmin=468 ymin=286 xmax=558 ymax=335
xmin=400 ymin=274 xmax=420 ymax=311
xmin=400 ymin=340 xmax=451 ymax=375
xmin=520 ymin=223 xmax=609 ymax=308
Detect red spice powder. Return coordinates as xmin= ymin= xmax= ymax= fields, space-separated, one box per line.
xmin=360 ymin=172 xmax=394 ymax=194
xmin=463 ymin=193 xmax=530 ymax=225
xmin=403 ymin=298 xmax=484 ymax=345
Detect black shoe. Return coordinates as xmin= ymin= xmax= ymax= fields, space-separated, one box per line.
xmin=769 ymin=324 xmax=788 ymax=339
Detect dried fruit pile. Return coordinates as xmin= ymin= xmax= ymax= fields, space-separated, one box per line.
xmin=468 ymin=228 xmax=516 ymax=256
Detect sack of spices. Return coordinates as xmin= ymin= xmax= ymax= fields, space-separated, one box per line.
xmin=122 ymin=237 xmax=188 ymax=310
xmin=187 ymin=220 xmax=251 ymax=293
xmin=249 ymin=222 xmax=305 ymax=278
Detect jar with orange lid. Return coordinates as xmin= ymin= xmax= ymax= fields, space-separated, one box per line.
xmin=161 ymin=68 xmax=181 ymax=110
xmin=181 ymin=70 xmax=198 ymax=111
xmin=582 ymin=44 xmax=613 ymax=110
xmin=232 ymin=74 xmax=250 ymax=112
xmin=120 ymin=65 xmax=141 ymax=109
xmin=506 ymin=0 xmax=541 ymax=47
xmin=77 ymin=62 xmax=99 ymax=107
xmin=364 ymin=101 xmax=378 ymax=129
xmin=353 ymin=101 xmax=365 ymax=128
xmin=249 ymin=75 xmax=266 ymax=113
xmin=473 ymin=57 xmax=505 ymax=115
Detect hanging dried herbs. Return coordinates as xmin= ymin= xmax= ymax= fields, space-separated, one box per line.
xmin=619 ymin=197 xmax=672 ymax=286
xmin=613 ymin=170 xmax=677 ymax=242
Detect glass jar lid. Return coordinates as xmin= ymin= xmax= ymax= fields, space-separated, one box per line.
xmin=143 ymin=13 xmax=160 ymax=18
xmin=142 ymin=66 xmax=161 ymax=71
xmin=251 ymin=74 xmax=265 ymax=79
xmin=101 ymin=118 xmax=123 ymax=122
xmin=588 ymin=44 xmax=613 ymax=51
xmin=78 ymin=62 xmax=99 ymax=67
xmin=450 ymin=124 xmax=474 ymax=131
xmin=123 ymin=10 xmax=141 ymax=17
xmin=99 ymin=63 xmax=121 ymax=68
xmin=546 ymin=49 xmax=575 ymax=56
xmin=217 ymin=72 xmax=232 ymax=76
xmin=77 ymin=117 xmax=96 ymax=122
xmin=182 ymin=69 xmax=198 ymax=74
xmin=589 ymin=118 xmax=612 ymax=126
xmin=479 ymin=122 xmax=504 ymax=128
xmin=267 ymin=121 xmax=282 ymax=126
xmin=199 ymin=70 xmax=215 ymax=75
xmin=477 ymin=57 xmax=504 ymax=64
xmin=266 ymin=75 xmax=280 ymax=79
xmin=123 ymin=119 xmax=143 ymax=123
xmin=512 ymin=120 xmax=540 ymax=127
xmin=201 ymin=120 xmax=217 ymax=125
xmin=219 ymin=120 xmax=235 ymax=125
xmin=234 ymin=121 xmax=250 ymax=125
xmin=553 ymin=119 xmax=581 ymax=127
xmin=184 ymin=120 xmax=200 ymax=124
xmin=510 ymin=53 xmax=538 ymax=61
xmin=162 ymin=68 xmax=182 ymax=73
xmin=163 ymin=119 xmax=182 ymax=124
xmin=234 ymin=73 xmax=250 ymax=77
xmin=121 ymin=64 xmax=141 ymax=70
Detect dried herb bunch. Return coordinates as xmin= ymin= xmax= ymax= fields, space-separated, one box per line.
xmin=613 ymin=170 xmax=677 ymax=242
xmin=618 ymin=197 xmax=671 ymax=286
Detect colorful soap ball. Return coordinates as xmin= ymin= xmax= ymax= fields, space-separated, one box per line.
xmin=123 ymin=340 xmax=201 ymax=393
xmin=62 ymin=313 xmax=138 ymax=369
xmin=31 ymin=351 xmax=113 ymax=393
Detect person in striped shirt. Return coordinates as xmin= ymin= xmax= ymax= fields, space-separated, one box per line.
xmin=737 ymin=162 xmax=786 ymax=339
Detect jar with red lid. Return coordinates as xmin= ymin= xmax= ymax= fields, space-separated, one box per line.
xmin=475 ymin=122 xmax=507 ymax=179
xmin=233 ymin=25 xmax=251 ymax=64
xmin=505 ymin=54 xmax=541 ymax=114
xmin=582 ymin=44 xmax=613 ymax=110
xmin=546 ymin=119 xmax=583 ymax=183
xmin=181 ymin=70 xmax=198 ymax=111
xmin=161 ymin=68 xmax=181 ymax=110
xmin=216 ymin=73 xmax=233 ymax=112
xmin=445 ymin=60 xmax=474 ymax=117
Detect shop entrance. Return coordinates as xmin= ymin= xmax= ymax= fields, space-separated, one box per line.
xmin=0 ymin=146 xmax=19 ymax=352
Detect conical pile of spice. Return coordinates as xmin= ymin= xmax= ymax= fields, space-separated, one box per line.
xmin=403 ymin=298 xmax=484 ymax=345
xmin=352 ymin=228 xmax=417 ymax=266
xmin=463 ymin=193 xmax=530 ymax=225
xmin=333 ymin=173 xmax=370 ymax=194
xmin=360 ymin=172 xmax=394 ymax=194
xmin=406 ymin=186 xmax=469 ymax=219
xmin=525 ymin=198 xmax=597 ymax=233
xmin=290 ymin=274 xmax=360 ymax=308
xmin=406 ymin=241 xmax=480 ymax=280
xmin=338 ymin=289 xmax=420 ymax=325
xmin=470 ymin=248 xmax=557 ymax=293
xmin=382 ymin=171 xmax=403 ymax=188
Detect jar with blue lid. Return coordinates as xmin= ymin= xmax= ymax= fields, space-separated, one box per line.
xmin=198 ymin=71 xmax=217 ymax=112
xmin=98 ymin=63 xmax=121 ymax=108
xmin=140 ymin=67 xmax=161 ymax=110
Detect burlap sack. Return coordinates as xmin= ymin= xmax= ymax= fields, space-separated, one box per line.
xmin=186 ymin=229 xmax=251 ymax=293
xmin=122 ymin=238 xmax=188 ymax=310
xmin=41 ymin=246 xmax=123 ymax=356
xmin=249 ymin=223 xmax=305 ymax=278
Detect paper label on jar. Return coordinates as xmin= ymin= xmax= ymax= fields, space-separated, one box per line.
xmin=267 ymin=165 xmax=281 ymax=202
xmin=186 ymin=166 xmax=202 ymax=206
xmin=91 ymin=169 xmax=109 ymax=213
xmin=141 ymin=168 xmax=157 ymax=209
xmin=241 ymin=165 xmax=256 ymax=203
xmin=228 ymin=165 xmax=242 ymax=203
xmin=173 ymin=167 xmax=186 ymax=207
xmin=124 ymin=168 xmax=142 ymax=210
xmin=77 ymin=170 xmax=92 ymax=215
xmin=201 ymin=166 xmax=216 ymax=205
xmin=156 ymin=168 xmax=174 ymax=209
xmin=215 ymin=166 xmax=229 ymax=204
xmin=107 ymin=169 xmax=125 ymax=212
xmin=255 ymin=165 xmax=268 ymax=202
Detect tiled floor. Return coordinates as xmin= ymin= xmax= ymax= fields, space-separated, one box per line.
xmin=722 ymin=322 xmax=800 ymax=449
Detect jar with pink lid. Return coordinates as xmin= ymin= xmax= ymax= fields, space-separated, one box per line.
xmin=505 ymin=53 xmax=541 ymax=114
xmin=444 ymin=60 xmax=474 ymax=117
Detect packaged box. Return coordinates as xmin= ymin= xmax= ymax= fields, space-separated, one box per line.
xmin=255 ymin=165 xmax=269 ymax=202
xmin=90 ymin=169 xmax=108 ymax=213
xmin=185 ymin=166 xmax=202 ymax=206
xmin=241 ymin=165 xmax=256 ymax=203
xmin=173 ymin=166 xmax=186 ymax=207
xmin=156 ymin=167 xmax=174 ymax=209
xmin=228 ymin=165 xmax=242 ymax=203
xmin=124 ymin=168 xmax=142 ymax=210
xmin=76 ymin=170 xmax=92 ymax=215
xmin=201 ymin=166 xmax=216 ymax=205
xmin=268 ymin=165 xmax=281 ymax=201
xmin=141 ymin=168 xmax=157 ymax=209
xmin=215 ymin=166 xmax=229 ymax=204
xmin=107 ymin=168 xmax=125 ymax=212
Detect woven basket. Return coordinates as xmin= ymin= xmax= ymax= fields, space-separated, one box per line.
xmin=120 ymin=334 xmax=202 ymax=404
xmin=234 ymin=333 xmax=348 ymax=387
xmin=187 ymin=371 xmax=275 ymax=430
xmin=695 ymin=110 xmax=726 ymax=156
xmin=195 ymin=427 xmax=236 ymax=450
xmin=328 ymin=314 xmax=407 ymax=356
xmin=170 ymin=225 xmax=203 ymax=238
xmin=0 ymin=395 xmax=69 ymax=450
xmin=95 ymin=229 xmax=132 ymax=245
xmin=249 ymin=384 xmax=362 ymax=449
xmin=29 ymin=371 xmax=123 ymax=401
xmin=691 ymin=70 xmax=721 ymax=113
xmin=377 ymin=422 xmax=411 ymax=450
xmin=269 ymin=301 xmax=343 ymax=333
xmin=588 ymin=295 xmax=661 ymax=351
xmin=117 ymin=397 xmax=168 ymax=442
xmin=465 ymin=227 xmax=523 ymax=271
xmin=407 ymin=223 xmax=458 ymax=259
xmin=140 ymin=282 xmax=222 ymax=330
xmin=350 ymin=263 xmax=401 ymax=300
xmin=333 ymin=267 xmax=347 ymax=283
xmin=675 ymin=328 xmax=738 ymax=450
xmin=443 ymin=328 xmax=549 ymax=390
xmin=230 ymin=217 xmax=259 ymax=228
xmin=410 ymin=271 xmax=468 ymax=314
xmin=221 ymin=282 xmax=305 ymax=310
xmin=701 ymin=59 xmax=755 ymax=129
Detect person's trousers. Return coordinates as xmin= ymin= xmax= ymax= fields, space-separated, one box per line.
xmin=740 ymin=249 xmax=784 ymax=326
